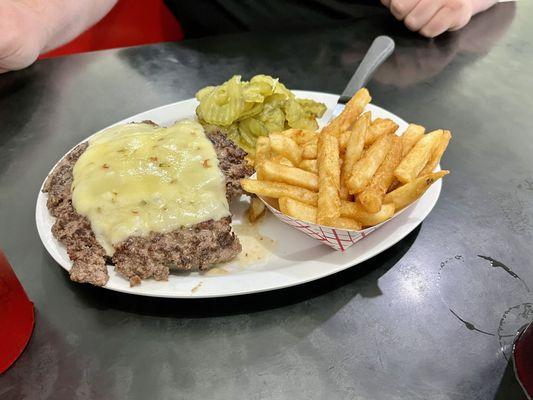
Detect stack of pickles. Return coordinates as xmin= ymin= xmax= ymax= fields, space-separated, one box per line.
xmin=196 ymin=75 xmax=326 ymax=154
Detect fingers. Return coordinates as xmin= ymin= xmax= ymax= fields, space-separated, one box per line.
xmin=404 ymin=0 xmax=443 ymax=32
xmin=448 ymin=0 xmax=474 ymax=31
xmin=385 ymin=0 xmax=475 ymax=38
xmin=419 ymin=7 xmax=452 ymax=38
xmin=388 ymin=0 xmax=421 ymax=21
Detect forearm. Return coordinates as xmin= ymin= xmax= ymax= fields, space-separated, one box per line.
xmin=18 ymin=0 xmax=118 ymax=52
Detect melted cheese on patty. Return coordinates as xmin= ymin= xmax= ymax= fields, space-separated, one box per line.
xmin=71 ymin=120 xmax=229 ymax=255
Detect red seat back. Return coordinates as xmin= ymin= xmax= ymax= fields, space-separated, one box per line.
xmin=41 ymin=0 xmax=183 ymax=58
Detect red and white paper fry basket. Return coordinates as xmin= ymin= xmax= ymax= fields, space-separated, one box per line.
xmin=260 ymin=199 xmax=379 ymax=252
xmin=0 ymin=249 xmax=35 ymax=374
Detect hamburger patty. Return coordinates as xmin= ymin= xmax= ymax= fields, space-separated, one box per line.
xmin=43 ymin=129 xmax=253 ymax=287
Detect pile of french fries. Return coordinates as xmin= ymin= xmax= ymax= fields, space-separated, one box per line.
xmin=241 ymin=88 xmax=450 ymax=230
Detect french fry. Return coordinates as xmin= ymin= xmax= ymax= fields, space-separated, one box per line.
xmin=342 ymin=112 xmax=370 ymax=184
xmin=299 ymin=159 xmax=318 ymax=174
xmin=279 ymin=128 xmax=299 ymax=141
xmin=419 ymin=130 xmax=451 ymax=176
xmin=386 ymin=124 xmax=425 ymax=190
xmin=327 ymin=217 xmax=362 ymax=230
xmin=304 ymin=135 xmax=318 ymax=146
xmin=269 ymin=133 xmax=302 ymax=165
xmin=269 ymin=190 xmax=395 ymax=228
xmin=340 ymin=185 xmax=351 ymax=200
xmin=347 ymin=134 xmax=392 ymax=194
xmin=384 ymin=170 xmax=449 ymax=210
xmin=339 ymin=131 xmax=350 ymax=151
xmin=279 ymin=198 xmax=361 ymax=230
xmin=400 ymin=124 xmax=425 ymax=157
xmin=255 ymin=136 xmax=271 ymax=179
xmin=247 ymin=196 xmax=266 ymax=223
xmin=280 ymin=129 xmax=318 ymax=145
xmin=271 ymin=154 xmax=294 ymax=167
xmin=300 ymin=131 xmax=319 ymax=144
xmin=261 ymin=160 xmax=318 ymax=191
xmin=338 ymin=88 xmax=372 ymax=133
xmin=247 ymin=88 xmax=451 ymax=234
xmin=322 ymin=88 xmax=371 ymax=137
xmin=358 ymin=135 xmax=402 ymax=213
xmin=320 ymin=117 xmax=342 ymax=139
xmin=340 ymin=202 xmax=395 ymax=227
xmin=255 ymin=136 xmax=271 ymax=162
xmin=317 ymin=133 xmax=341 ymax=225
xmin=240 ymin=179 xmax=318 ymax=205
xmin=394 ymin=129 xmax=442 ymax=183
xmin=339 ymin=152 xmax=351 ymax=200
xmin=302 ymin=143 xmax=318 ymax=159
xmin=365 ymin=118 xmax=399 ymax=146
xmin=279 ymin=197 xmax=363 ymax=230
xmin=279 ymin=197 xmax=317 ymax=223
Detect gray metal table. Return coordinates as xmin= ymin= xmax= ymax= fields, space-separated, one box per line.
xmin=1 ymin=3 xmax=531 ymax=399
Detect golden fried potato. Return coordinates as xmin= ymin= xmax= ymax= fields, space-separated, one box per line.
xmin=261 ymin=160 xmax=318 ymax=191
xmin=270 ymin=155 xmax=294 ymax=167
xmin=419 ymin=130 xmax=452 ymax=176
xmin=342 ymin=112 xmax=371 ymax=184
xmin=317 ymin=133 xmax=341 ymax=225
xmin=321 ymin=116 xmax=342 ymax=139
xmin=269 ymin=133 xmax=302 ymax=165
xmin=255 ymin=136 xmax=271 ymax=179
xmin=338 ymin=88 xmax=372 ymax=133
xmin=279 ymin=197 xmax=317 ymax=223
xmin=347 ymin=134 xmax=392 ymax=194
xmin=247 ymin=86 xmax=452 ymax=233
xmin=241 ymin=179 xmax=318 ymax=205
xmin=247 ymin=196 xmax=266 ymax=223
xmin=339 ymin=131 xmax=350 ymax=152
xmin=279 ymin=197 xmax=363 ymax=229
xmin=358 ymin=135 xmax=403 ymax=213
xmin=340 ymin=202 xmax=395 ymax=227
xmin=304 ymin=135 xmax=318 ymax=146
xmin=280 ymin=129 xmax=318 ymax=145
xmin=302 ymin=143 xmax=318 ymax=159
xmin=279 ymin=128 xmax=300 ymax=141
xmin=400 ymin=124 xmax=425 ymax=157
xmin=299 ymin=159 xmax=318 ymax=174
xmin=340 ymin=184 xmax=351 ymax=201
xmin=384 ymin=170 xmax=449 ymax=210
xmin=394 ymin=129 xmax=442 ymax=183
xmin=365 ymin=118 xmax=399 ymax=146
xmin=322 ymin=88 xmax=371 ymax=138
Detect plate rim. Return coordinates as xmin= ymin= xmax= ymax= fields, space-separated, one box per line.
xmin=35 ymin=90 xmax=442 ymax=298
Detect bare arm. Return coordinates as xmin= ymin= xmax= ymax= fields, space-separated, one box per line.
xmin=380 ymin=0 xmax=499 ymax=38
xmin=0 ymin=0 xmax=117 ymax=73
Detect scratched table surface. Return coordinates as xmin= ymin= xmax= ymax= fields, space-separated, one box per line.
xmin=0 ymin=2 xmax=531 ymax=400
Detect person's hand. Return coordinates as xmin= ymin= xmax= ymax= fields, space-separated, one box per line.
xmin=0 ymin=1 xmax=48 ymax=73
xmin=381 ymin=0 xmax=479 ymax=38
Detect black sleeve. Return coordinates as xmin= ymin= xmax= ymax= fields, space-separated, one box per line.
xmin=164 ymin=0 xmax=386 ymax=38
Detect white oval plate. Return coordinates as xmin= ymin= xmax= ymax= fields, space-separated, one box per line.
xmin=36 ymin=91 xmax=442 ymax=298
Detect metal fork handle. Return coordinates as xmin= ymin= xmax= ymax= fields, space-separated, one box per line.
xmin=338 ymin=36 xmax=395 ymax=104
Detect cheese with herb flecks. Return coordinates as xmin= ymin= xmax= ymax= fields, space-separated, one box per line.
xmin=71 ymin=120 xmax=229 ymax=255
